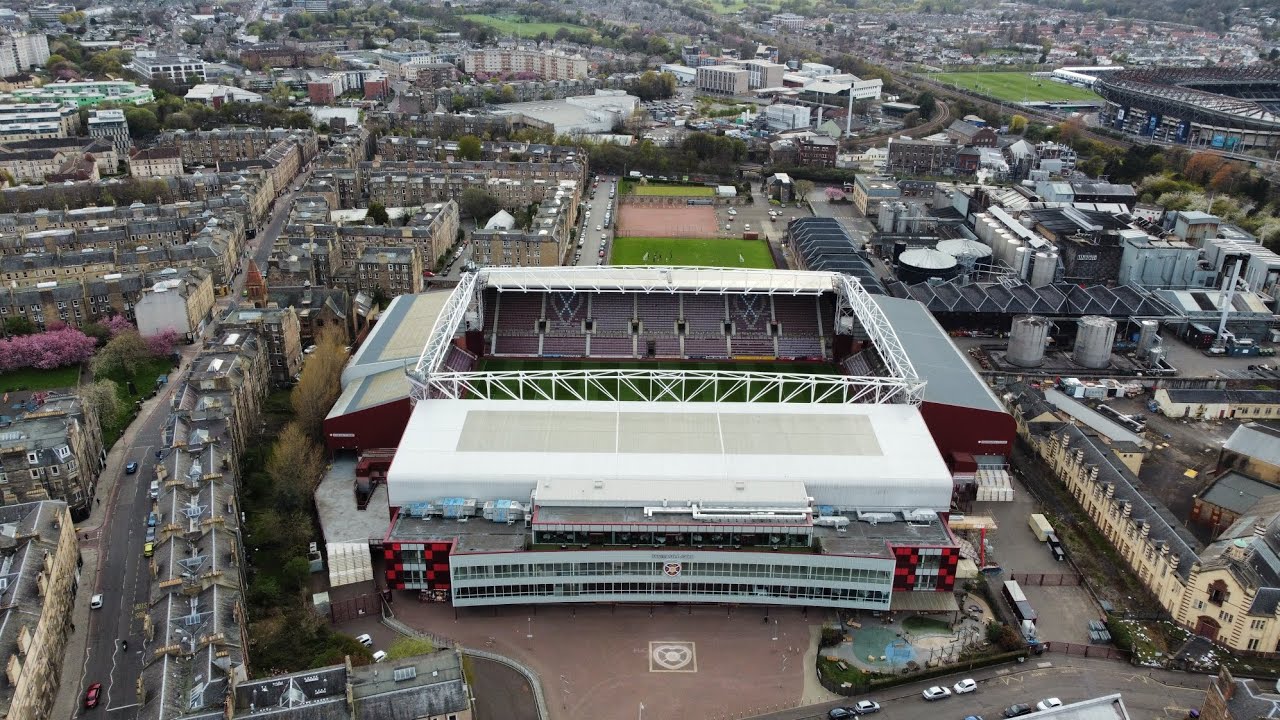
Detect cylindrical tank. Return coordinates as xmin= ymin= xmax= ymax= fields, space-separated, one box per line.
xmin=1030 ymin=251 xmax=1057 ymax=287
xmin=936 ymin=238 xmax=994 ymax=270
xmin=1137 ymin=319 xmax=1160 ymax=354
xmin=878 ymin=203 xmax=898 ymax=233
xmin=892 ymin=241 xmax=907 ymax=265
xmin=1015 ymin=246 xmax=1033 ymax=279
xmin=974 ymin=214 xmax=993 ymax=244
xmin=1007 ymin=315 xmax=1051 ymax=368
xmin=1073 ymin=315 xmax=1117 ymax=369
xmin=896 ymin=248 xmax=959 ymax=284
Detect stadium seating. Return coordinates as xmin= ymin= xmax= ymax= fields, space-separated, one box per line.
xmin=636 ymin=294 xmax=679 ymax=334
xmin=492 ymin=292 xmax=544 ymax=356
xmin=773 ymin=296 xmax=824 ymax=358
xmin=841 ymin=351 xmax=873 ymax=376
xmin=441 ymin=344 xmax=478 ymax=372
xmin=682 ymin=294 xmax=728 ymax=336
xmin=542 ymin=335 xmax=587 ymax=356
xmin=729 ymin=294 xmax=771 ymax=335
xmin=729 ymin=335 xmax=776 ymax=355
xmin=590 ymin=293 xmax=635 ymax=335
xmin=684 ymin=336 xmax=730 ymax=358
xmin=588 ymin=336 xmax=635 ymax=357
xmin=545 ymin=291 xmax=588 ymax=335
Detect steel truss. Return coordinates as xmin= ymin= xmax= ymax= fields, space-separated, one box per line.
xmin=408 ymin=267 xmax=926 ymax=405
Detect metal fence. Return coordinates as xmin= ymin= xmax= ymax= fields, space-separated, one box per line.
xmin=1010 ymin=572 xmax=1083 ymax=586
xmin=1041 ymin=641 xmax=1129 ymax=661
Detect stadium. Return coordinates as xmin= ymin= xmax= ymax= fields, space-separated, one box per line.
xmin=1096 ymin=66 xmax=1280 ymax=150
xmin=376 ymin=266 xmax=1015 ymax=610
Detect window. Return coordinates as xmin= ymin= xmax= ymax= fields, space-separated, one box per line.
xmin=26 ymin=452 xmax=38 ymax=464
xmin=1208 ymin=580 xmax=1229 ymax=606
xmin=30 ymin=469 xmax=40 ymax=479
xmin=1248 ymin=638 xmax=1261 ymax=651
xmin=49 ymin=465 xmax=58 ymax=476
xmin=1219 ymin=610 xmax=1234 ymax=624
xmin=1251 ymin=619 xmax=1267 ymax=630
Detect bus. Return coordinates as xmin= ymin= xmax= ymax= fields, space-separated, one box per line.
xmin=1003 ymin=580 xmax=1037 ymax=626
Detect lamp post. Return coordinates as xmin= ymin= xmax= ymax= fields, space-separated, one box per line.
xmin=526 ymin=617 xmax=532 ymax=639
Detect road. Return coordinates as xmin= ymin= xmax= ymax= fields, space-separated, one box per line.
xmin=751 ymin=655 xmax=1210 ymax=720
xmin=72 ymin=163 xmax=312 ymax=717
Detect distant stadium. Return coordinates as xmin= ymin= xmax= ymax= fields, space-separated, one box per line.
xmin=365 ymin=266 xmax=1016 ymax=610
xmin=1096 ymin=66 xmax=1280 ymax=150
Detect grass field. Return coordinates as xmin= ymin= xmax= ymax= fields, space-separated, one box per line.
xmin=612 ymin=237 xmax=774 ymax=268
xmin=932 ymin=72 xmax=1101 ymax=103
xmin=478 ymin=358 xmax=841 ymax=402
xmin=705 ymin=0 xmax=782 ymax=14
xmin=630 ymin=184 xmax=715 ymax=198
xmin=460 ymin=14 xmax=591 ymax=38
xmin=0 ymin=365 xmax=80 ymax=392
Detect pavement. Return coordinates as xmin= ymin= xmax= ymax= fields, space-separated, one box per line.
xmin=53 ymin=163 xmax=311 ymax=720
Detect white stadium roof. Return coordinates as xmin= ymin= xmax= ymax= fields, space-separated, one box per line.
xmin=387 ymin=399 xmax=953 ymax=512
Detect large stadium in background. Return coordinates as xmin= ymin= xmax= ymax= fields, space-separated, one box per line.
xmin=380 ymin=266 xmax=1014 ymax=609
xmin=1096 ymin=66 xmax=1280 ymax=151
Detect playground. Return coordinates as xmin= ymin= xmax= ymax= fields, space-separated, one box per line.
xmin=825 ymin=593 xmax=994 ymax=674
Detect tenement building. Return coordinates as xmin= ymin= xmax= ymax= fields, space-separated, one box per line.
xmin=0 ymin=394 xmax=105 ymax=520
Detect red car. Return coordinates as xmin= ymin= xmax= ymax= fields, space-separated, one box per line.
xmin=84 ymin=683 xmax=102 ymax=709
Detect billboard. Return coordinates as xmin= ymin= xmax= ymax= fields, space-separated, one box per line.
xmin=1211 ymin=135 xmax=1226 ymax=148
xmin=1113 ymin=107 xmax=1127 ymax=130
xmin=1175 ymin=120 xmax=1191 ymax=143
xmin=1144 ymin=113 xmax=1161 ymax=136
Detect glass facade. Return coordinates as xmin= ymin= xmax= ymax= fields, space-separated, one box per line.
xmin=449 ymin=550 xmax=895 ymax=609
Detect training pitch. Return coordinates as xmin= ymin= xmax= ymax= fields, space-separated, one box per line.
xmin=933 ymin=72 xmax=1101 ymax=103
xmin=612 ymin=237 xmax=774 ymax=268
xmin=630 ymin=184 xmax=716 ymax=197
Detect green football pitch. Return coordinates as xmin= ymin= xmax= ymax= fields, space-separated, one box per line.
xmin=475 ymin=358 xmax=842 ymax=402
xmin=932 ymin=72 xmax=1102 ymax=103
xmin=612 ymin=237 xmax=774 ymax=268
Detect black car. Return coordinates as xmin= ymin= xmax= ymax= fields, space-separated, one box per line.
xmin=1003 ymin=704 xmax=1034 ymax=718
xmin=828 ymin=708 xmax=856 ymax=720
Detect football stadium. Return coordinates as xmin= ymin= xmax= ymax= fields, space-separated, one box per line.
xmin=376 ymin=266 xmax=1015 ymax=610
xmin=1096 ymin=66 xmax=1280 ymax=150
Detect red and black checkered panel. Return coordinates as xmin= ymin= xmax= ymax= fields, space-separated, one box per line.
xmin=424 ymin=541 xmax=452 ymax=591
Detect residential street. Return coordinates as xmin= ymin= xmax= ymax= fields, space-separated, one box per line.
xmin=54 ymin=165 xmax=307 ymax=720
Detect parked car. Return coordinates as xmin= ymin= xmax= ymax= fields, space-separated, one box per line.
xmin=954 ymin=678 xmax=978 ymax=694
xmin=372 ymin=650 xmax=388 ymax=662
xmin=84 ymin=683 xmax=102 ymax=709
xmin=125 ymin=461 xmax=139 ymax=474
xmin=1003 ymin=704 xmax=1034 ymax=718
xmin=922 ymin=686 xmax=952 ymax=701
xmin=356 ymin=633 xmax=374 ymax=648
xmin=143 ymin=542 xmax=154 ymax=558
xmin=828 ymin=708 xmax=856 ymax=720
xmin=727 ymin=208 xmax=737 ymax=216
xmin=1036 ymin=699 xmax=1063 ymax=711
xmin=854 ymin=700 xmax=881 ymax=714
xmin=90 ymin=594 xmax=103 ymax=609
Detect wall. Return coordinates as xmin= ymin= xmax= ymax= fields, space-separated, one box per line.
xmin=323 ymin=397 xmax=412 ymax=454
xmin=135 ymin=288 xmax=189 ymax=337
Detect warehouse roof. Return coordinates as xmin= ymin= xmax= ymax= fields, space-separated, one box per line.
xmin=1222 ymin=423 xmax=1280 ymax=469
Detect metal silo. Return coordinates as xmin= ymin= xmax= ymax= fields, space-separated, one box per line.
xmin=1007 ymin=315 xmax=1051 ymax=368
xmin=896 ymin=248 xmax=959 ymax=285
xmin=1137 ymin=319 xmax=1160 ymax=354
xmin=1072 ymin=316 xmax=1117 ymax=369
xmin=1030 ymin=251 xmax=1058 ymax=287
xmin=1015 ymin=246 xmax=1033 ymax=279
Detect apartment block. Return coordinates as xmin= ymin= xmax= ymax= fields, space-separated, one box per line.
xmin=740 ymin=59 xmax=786 ymax=90
xmin=357 ymin=246 xmax=422 ymax=297
xmin=0 ymin=501 xmax=79 ymax=720
xmin=27 ymin=5 xmax=72 ymax=27
xmin=0 ymin=394 xmax=105 ymax=519
xmin=886 ymin=138 xmax=959 ymax=176
xmin=134 ymin=267 xmax=215 ymax=341
xmin=0 ymin=104 xmax=78 ymax=139
xmin=462 ymin=48 xmax=588 ymax=81
xmin=696 ymin=65 xmax=749 ymax=96
xmin=128 ymin=55 xmax=206 ymax=84
xmin=129 ymin=145 xmax=183 ymax=178
xmin=1 ymin=80 xmax=153 ymax=108
xmin=0 ymin=137 xmax=118 ymax=183
xmin=0 ymin=33 xmax=50 ymax=77
xmin=87 ymin=108 xmax=130 ymax=158
xmin=473 ymin=229 xmax=561 ymax=267
xmin=222 ymin=305 xmax=303 ymax=387
xmin=317 ymin=161 xmax=583 ymax=212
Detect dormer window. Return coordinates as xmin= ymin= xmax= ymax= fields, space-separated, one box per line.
xmin=1208 ymin=579 xmax=1229 ymax=606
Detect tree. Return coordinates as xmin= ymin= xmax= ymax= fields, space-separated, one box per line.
xmin=457 ymin=134 xmax=482 ymax=161
xmin=1009 ymin=114 xmax=1028 ymax=134
xmin=266 ymin=422 xmax=327 ymax=513
xmin=2 ymin=316 xmax=35 ymax=337
xmin=103 ymin=315 xmax=134 ymax=337
xmin=144 ymin=329 xmax=181 ymax=356
xmin=90 ymin=330 xmax=149 ymax=378
xmin=916 ymin=91 xmax=937 ymax=120
xmin=794 ymin=179 xmax=816 ymax=202
xmin=366 ymin=202 xmax=389 ymax=225
xmin=458 ymin=187 xmax=500 ymax=220
xmin=81 ymin=379 xmax=123 ymax=427
xmin=0 ymin=328 xmax=97 ymax=372
xmin=1185 ymin=152 xmax=1226 ymax=184
xmin=290 ymin=328 xmax=346 ymax=438
xmin=123 ymin=107 xmax=159 ymax=139
xmin=1210 ymin=163 xmax=1240 ymax=193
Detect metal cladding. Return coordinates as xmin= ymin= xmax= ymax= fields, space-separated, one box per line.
xmin=1072 ymin=315 xmax=1117 ymax=369
xmin=1007 ymin=315 xmax=1051 ymax=368
xmin=897 ymin=248 xmax=959 ymax=285
xmin=1029 ymin=251 xmax=1058 ymax=288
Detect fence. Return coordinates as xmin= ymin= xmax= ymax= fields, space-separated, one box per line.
xmin=817 ymin=649 xmax=1030 ymax=696
xmin=328 ymin=592 xmax=383 ymax=623
xmin=1010 ymin=572 xmax=1083 ymax=586
xmin=1041 ymin=641 xmax=1129 ymax=661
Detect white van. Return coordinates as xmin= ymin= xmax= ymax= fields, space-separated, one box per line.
xmin=149 ymin=481 xmax=159 ymax=499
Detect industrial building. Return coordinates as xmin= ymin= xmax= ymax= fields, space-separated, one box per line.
xmin=370 ymin=267 xmax=1014 ymax=610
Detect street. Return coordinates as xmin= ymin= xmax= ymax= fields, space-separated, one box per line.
xmin=577 ymin=176 xmax=615 ymax=267
xmin=753 ymin=655 xmax=1210 ymax=720
xmin=65 ymin=163 xmax=309 ymax=719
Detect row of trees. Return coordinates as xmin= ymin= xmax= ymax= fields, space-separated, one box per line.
xmin=0 ymin=327 xmax=97 ymax=372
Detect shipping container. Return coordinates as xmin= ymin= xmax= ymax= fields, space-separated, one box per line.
xmin=1028 ymin=513 xmax=1054 ymax=542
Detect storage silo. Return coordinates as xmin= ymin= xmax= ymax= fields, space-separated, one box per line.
xmin=1029 ymin=251 xmax=1058 ymax=287
xmin=878 ymin=202 xmax=899 ymax=233
xmin=1015 ymin=246 xmax=1033 ymax=279
xmin=1072 ymin=316 xmax=1117 ymax=369
xmin=1007 ymin=315 xmax=1051 ymax=368
xmin=897 ymin=248 xmax=959 ymax=284
xmin=974 ymin=214 xmax=994 ymax=244
xmin=1137 ymin=320 xmax=1160 ymax=353
xmin=937 ymin=238 xmax=994 ymax=271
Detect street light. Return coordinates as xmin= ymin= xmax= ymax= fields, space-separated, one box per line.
xmin=526 ymin=617 xmax=532 ymax=639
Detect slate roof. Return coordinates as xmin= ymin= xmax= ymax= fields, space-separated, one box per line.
xmin=1222 ymin=424 xmax=1280 ymax=469
xmin=1164 ymin=390 xmax=1280 ymax=406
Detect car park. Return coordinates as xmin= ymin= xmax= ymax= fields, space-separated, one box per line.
xmin=356 ymin=633 xmax=374 ymax=647
xmin=922 ymin=686 xmax=951 ymax=701
xmin=854 ymin=700 xmax=881 ymax=714
xmin=954 ymin=678 xmax=977 ymax=694
xmin=125 ymin=461 xmax=139 ymax=474
xmin=1036 ymin=699 xmax=1063 ymax=711
xmin=84 ymin=683 xmax=102 ymax=709
xmin=1003 ymin=704 xmax=1034 ymax=717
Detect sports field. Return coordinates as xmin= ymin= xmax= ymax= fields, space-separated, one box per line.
xmin=933 ymin=72 xmax=1101 ymax=103
xmin=477 ymin=358 xmax=841 ymax=402
xmin=612 ymin=236 xmax=774 ymax=268
xmin=461 ymin=14 xmax=591 ymax=38
xmin=631 ymin=184 xmax=715 ymax=197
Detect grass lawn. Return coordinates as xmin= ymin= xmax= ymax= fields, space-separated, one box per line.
xmin=612 ymin=236 xmax=774 ymax=268
xmin=0 ymin=365 xmax=80 ymax=392
xmin=461 ymin=14 xmax=591 ymax=38
xmin=706 ymin=0 xmax=781 ymax=14
xmin=933 ymin=72 xmax=1101 ymax=103
xmin=477 ymin=358 xmax=841 ymax=402
xmin=100 ymin=356 xmax=176 ymax=449
xmin=631 ymin=184 xmax=716 ymax=198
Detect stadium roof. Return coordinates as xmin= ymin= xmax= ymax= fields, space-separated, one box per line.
xmin=480 ymin=265 xmax=838 ymax=294
xmin=871 ymin=295 xmax=1003 ymax=414
xmin=387 ymin=399 xmax=953 ymax=512
xmin=342 ymin=291 xmax=450 ymax=388
xmin=1098 ymin=67 xmax=1280 ymax=132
